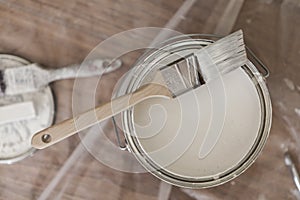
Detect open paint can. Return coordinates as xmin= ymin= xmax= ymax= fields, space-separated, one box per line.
xmin=114 ymin=35 xmax=272 ymax=188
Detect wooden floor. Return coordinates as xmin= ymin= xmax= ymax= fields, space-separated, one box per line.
xmin=0 ymin=0 xmax=300 ymax=199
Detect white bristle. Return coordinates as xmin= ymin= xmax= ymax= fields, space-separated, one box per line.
xmin=200 ymin=30 xmax=247 ymax=82
xmin=159 ymin=30 xmax=247 ymax=96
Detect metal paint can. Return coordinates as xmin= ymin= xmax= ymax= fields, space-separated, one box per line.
xmin=114 ymin=35 xmax=272 ymax=188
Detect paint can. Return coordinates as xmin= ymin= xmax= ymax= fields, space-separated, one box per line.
xmin=0 ymin=54 xmax=55 ymax=164
xmin=113 ymin=35 xmax=272 ymax=188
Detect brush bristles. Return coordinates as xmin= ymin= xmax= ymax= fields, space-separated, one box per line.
xmin=159 ymin=30 xmax=247 ymax=97
xmin=199 ymin=30 xmax=247 ymax=81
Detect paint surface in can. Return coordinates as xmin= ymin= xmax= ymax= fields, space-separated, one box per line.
xmin=133 ymin=67 xmax=261 ymax=179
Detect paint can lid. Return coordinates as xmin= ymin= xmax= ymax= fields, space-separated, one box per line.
xmin=0 ymin=54 xmax=55 ymax=164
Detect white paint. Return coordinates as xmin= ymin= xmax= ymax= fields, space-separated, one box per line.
xmin=0 ymin=55 xmax=54 ymax=161
xmin=0 ymin=90 xmax=53 ymax=159
xmin=134 ymin=104 xmax=168 ymax=139
xmin=0 ymin=101 xmax=35 ymax=125
xmin=4 ymin=59 xmax=121 ymax=96
xmin=283 ymin=78 xmax=295 ymax=91
xmin=133 ymin=68 xmax=261 ymax=178
xmin=295 ymin=108 xmax=300 ymax=117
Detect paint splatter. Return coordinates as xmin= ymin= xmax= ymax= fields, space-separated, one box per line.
xmin=276 ymin=101 xmax=287 ymax=111
xmin=283 ymin=78 xmax=295 ymax=91
xmin=295 ymin=108 xmax=300 ymax=117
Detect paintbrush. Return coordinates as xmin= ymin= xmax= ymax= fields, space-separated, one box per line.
xmin=31 ymin=30 xmax=247 ymax=149
xmin=0 ymin=59 xmax=122 ymax=96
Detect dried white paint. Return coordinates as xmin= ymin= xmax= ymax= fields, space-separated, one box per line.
xmin=0 ymin=90 xmax=53 ymax=159
xmin=295 ymin=108 xmax=300 ymax=117
xmin=0 ymin=101 xmax=35 ymax=125
xmin=283 ymin=78 xmax=295 ymax=91
xmin=0 ymin=55 xmax=54 ymax=161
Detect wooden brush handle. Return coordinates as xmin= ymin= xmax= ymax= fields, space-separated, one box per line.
xmin=31 ymin=83 xmax=171 ymax=149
